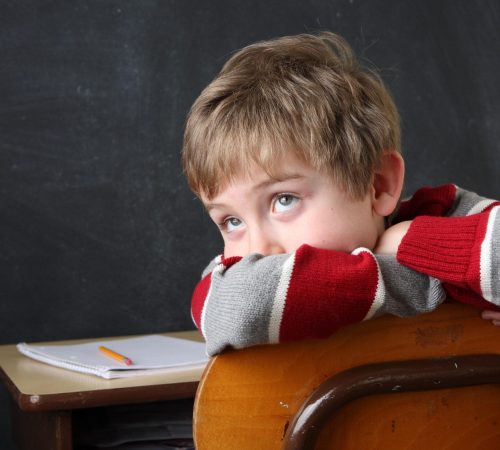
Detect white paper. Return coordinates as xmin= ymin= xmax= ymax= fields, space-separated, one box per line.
xmin=17 ymin=335 xmax=208 ymax=379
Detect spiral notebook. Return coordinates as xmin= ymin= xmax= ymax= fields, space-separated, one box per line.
xmin=17 ymin=334 xmax=208 ymax=379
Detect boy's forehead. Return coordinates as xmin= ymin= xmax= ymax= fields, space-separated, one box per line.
xmin=200 ymin=165 xmax=285 ymax=203
xmin=201 ymin=156 xmax=328 ymax=203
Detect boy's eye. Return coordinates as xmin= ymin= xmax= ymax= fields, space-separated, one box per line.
xmin=222 ymin=217 xmax=243 ymax=232
xmin=273 ymin=194 xmax=300 ymax=213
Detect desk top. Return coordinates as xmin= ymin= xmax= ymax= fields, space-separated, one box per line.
xmin=0 ymin=330 xmax=206 ymax=412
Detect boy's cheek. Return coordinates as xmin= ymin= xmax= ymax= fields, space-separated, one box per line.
xmin=222 ymin=240 xmax=242 ymax=258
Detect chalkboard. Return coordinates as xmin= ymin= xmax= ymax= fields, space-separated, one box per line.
xmin=2 ymin=0 xmax=500 ymax=341
xmin=1 ymin=0 xmax=499 ymax=446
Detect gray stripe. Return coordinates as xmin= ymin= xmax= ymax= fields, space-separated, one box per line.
xmin=201 ymin=256 xmax=220 ymax=278
xmin=491 ymin=208 xmax=500 ymax=304
xmin=374 ymin=256 xmax=446 ymax=318
xmin=451 ymin=187 xmax=487 ymax=217
xmin=203 ymin=253 xmax=290 ymax=355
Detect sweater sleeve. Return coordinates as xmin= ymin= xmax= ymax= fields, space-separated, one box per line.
xmin=193 ymin=245 xmax=446 ymax=356
xmin=397 ymin=187 xmax=500 ymax=310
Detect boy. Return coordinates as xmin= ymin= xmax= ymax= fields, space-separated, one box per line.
xmin=182 ymin=32 xmax=500 ymax=356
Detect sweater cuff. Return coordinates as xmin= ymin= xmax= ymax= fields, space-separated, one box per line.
xmin=397 ymin=214 xmax=488 ymax=283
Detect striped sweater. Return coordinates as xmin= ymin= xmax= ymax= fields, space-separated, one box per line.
xmin=191 ymin=184 xmax=500 ymax=356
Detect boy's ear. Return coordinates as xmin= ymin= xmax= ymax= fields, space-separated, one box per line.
xmin=371 ymin=151 xmax=405 ymax=217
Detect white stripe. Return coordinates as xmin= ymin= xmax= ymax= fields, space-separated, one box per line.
xmin=467 ymin=199 xmax=496 ymax=216
xmin=480 ymin=206 xmax=499 ymax=303
xmin=200 ymin=258 xmax=224 ymax=337
xmin=268 ymin=253 xmax=295 ymax=343
xmin=352 ymin=247 xmax=386 ymax=320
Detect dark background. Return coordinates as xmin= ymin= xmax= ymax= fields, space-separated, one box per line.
xmin=1 ymin=1 xmax=499 ymax=447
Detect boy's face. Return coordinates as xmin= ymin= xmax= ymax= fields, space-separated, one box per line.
xmin=202 ymin=154 xmax=385 ymax=258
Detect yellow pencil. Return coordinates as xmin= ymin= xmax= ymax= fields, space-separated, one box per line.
xmin=99 ymin=345 xmax=133 ymax=365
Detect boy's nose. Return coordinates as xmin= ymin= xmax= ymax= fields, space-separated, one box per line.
xmin=249 ymin=229 xmax=285 ymax=256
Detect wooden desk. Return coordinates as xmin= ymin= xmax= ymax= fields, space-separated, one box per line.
xmin=0 ymin=330 xmax=205 ymax=450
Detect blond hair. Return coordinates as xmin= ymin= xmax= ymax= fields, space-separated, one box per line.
xmin=182 ymin=32 xmax=400 ymax=199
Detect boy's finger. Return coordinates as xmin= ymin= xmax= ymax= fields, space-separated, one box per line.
xmin=481 ymin=310 xmax=500 ymax=320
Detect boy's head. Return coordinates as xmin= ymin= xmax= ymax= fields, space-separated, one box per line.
xmin=183 ymin=31 xmax=401 ymax=200
xmin=182 ymin=32 xmax=404 ymax=257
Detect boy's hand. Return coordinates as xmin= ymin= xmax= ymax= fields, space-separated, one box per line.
xmin=481 ymin=310 xmax=500 ymax=326
xmin=374 ymin=220 xmax=412 ymax=255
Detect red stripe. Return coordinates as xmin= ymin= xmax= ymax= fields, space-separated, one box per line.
xmin=221 ymin=255 xmax=243 ymax=266
xmin=466 ymin=211 xmax=490 ymax=295
xmin=280 ymin=245 xmax=378 ymax=341
xmin=398 ymin=214 xmax=482 ymax=284
xmin=397 ymin=184 xmax=457 ymax=222
xmin=191 ymin=273 xmax=212 ymax=333
xmin=444 ymin=284 xmax=500 ymax=311
xmin=482 ymin=201 xmax=500 ymax=213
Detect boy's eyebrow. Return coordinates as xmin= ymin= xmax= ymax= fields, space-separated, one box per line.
xmin=205 ymin=202 xmax=224 ymax=212
xmin=253 ymin=173 xmax=305 ymax=190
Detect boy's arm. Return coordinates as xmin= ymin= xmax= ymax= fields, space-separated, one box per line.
xmin=397 ymin=194 xmax=500 ymax=310
xmin=192 ymin=246 xmax=446 ymax=356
